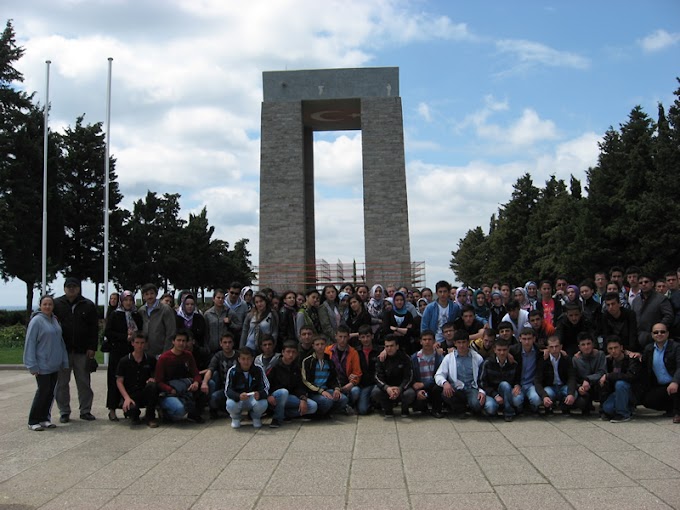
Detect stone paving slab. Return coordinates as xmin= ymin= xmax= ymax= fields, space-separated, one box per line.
xmin=0 ymin=370 xmax=679 ymax=509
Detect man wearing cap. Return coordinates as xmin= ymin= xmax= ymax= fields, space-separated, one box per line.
xmin=54 ymin=277 xmax=99 ymax=422
xmin=138 ymin=283 xmax=177 ymax=358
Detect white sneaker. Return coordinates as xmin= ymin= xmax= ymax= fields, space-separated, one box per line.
xmin=252 ymin=417 xmax=262 ymax=429
xmin=231 ymin=419 xmax=241 ymax=429
xmin=28 ymin=424 xmax=44 ymax=431
xmin=39 ymin=421 xmax=56 ymax=429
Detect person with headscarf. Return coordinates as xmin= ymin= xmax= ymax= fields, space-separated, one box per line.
xmin=454 ymin=287 xmax=471 ymax=308
xmin=240 ymin=286 xmax=254 ymax=311
xmin=524 ymin=281 xmax=542 ymax=312
xmin=104 ymin=290 xmax=143 ymax=421
xmin=338 ymin=292 xmax=351 ymax=323
xmin=176 ymin=293 xmax=208 ymax=370
xmin=489 ymin=290 xmax=507 ymax=331
xmin=513 ymin=287 xmax=532 ymax=312
xmin=381 ymin=291 xmax=416 ymax=354
xmin=367 ymin=284 xmax=385 ymax=335
xmin=565 ymin=285 xmax=584 ymax=311
xmin=107 ymin=292 xmax=120 ymax=316
xmin=473 ymin=289 xmax=490 ymax=325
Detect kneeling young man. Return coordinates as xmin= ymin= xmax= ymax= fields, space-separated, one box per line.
xmin=640 ymin=323 xmax=680 ymax=424
xmin=481 ymin=338 xmax=520 ymax=421
xmin=372 ymin=335 xmax=415 ymax=416
xmin=325 ymin=325 xmax=362 ymax=414
xmin=435 ymin=330 xmax=486 ymax=417
xmin=155 ymin=330 xmax=206 ymax=423
xmin=411 ymin=330 xmax=444 ymax=417
xmin=225 ymin=348 xmax=269 ymax=429
xmin=267 ymin=341 xmax=318 ymax=428
xmin=535 ymin=336 xmax=577 ymax=415
xmin=116 ymin=332 xmax=159 ymax=428
xmin=202 ymin=332 xmax=238 ymax=419
xmin=301 ymin=335 xmax=348 ymax=417
xmin=599 ymin=335 xmax=640 ymax=423
xmin=573 ymin=332 xmax=606 ymax=416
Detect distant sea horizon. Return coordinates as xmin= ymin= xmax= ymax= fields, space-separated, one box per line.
xmin=1 ymin=306 xmax=32 ymax=311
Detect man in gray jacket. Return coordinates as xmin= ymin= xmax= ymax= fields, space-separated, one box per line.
xmin=138 ymin=283 xmax=176 ymax=358
xmin=573 ymin=332 xmax=606 ymax=415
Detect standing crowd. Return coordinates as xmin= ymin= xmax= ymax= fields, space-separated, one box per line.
xmin=22 ymin=265 xmax=680 ymax=431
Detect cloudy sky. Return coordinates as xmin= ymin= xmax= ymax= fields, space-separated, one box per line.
xmin=2 ymin=0 xmax=679 ymax=307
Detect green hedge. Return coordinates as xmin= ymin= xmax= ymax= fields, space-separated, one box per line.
xmin=0 ymin=310 xmax=28 ymax=327
xmin=0 ymin=324 xmax=27 ymax=348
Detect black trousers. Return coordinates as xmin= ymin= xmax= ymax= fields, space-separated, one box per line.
xmin=642 ymin=384 xmax=680 ymax=415
xmin=412 ymin=383 xmax=443 ymax=413
xmin=106 ymin=347 xmax=130 ymax=409
xmin=29 ymin=372 xmax=59 ymax=425
xmin=125 ymin=382 xmax=159 ymax=420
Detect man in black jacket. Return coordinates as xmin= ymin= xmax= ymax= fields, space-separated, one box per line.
xmin=54 ymin=277 xmax=99 ymax=423
xmin=267 ymin=341 xmax=317 ymax=428
xmin=632 ymin=276 xmax=674 ymax=350
xmin=481 ymin=338 xmax=520 ymax=421
xmin=535 ymin=336 xmax=577 ymax=415
xmin=599 ymin=335 xmax=640 ymax=423
xmin=640 ymin=323 xmax=680 ymax=423
xmin=601 ymin=292 xmax=639 ymax=354
xmin=371 ymin=335 xmax=415 ymax=416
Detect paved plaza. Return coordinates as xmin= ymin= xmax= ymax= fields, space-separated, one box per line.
xmin=0 ymin=369 xmax=679 ymax=509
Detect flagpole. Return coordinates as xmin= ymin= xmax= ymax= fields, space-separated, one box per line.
xmin=42 ymin=60 xmax=51 ymax=296
xmin=104 ymin=57 xmax=112 ymax=319
xmin=103 ymin=58 xmax=112 ymax=366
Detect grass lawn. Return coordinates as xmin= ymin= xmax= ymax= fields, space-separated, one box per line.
xmin=0 ymin=349 xmax=106 ymax=366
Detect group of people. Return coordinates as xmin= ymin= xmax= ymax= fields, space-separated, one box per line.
xmin=21 ymin=266 xmax=680 ymax=431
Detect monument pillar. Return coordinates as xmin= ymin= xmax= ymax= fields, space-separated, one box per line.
xmin=361 ymin=96 xmax=411 ymax=286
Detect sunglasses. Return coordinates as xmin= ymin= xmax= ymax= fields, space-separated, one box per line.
xmin=652 ymin=330 xmax=667 ymax=335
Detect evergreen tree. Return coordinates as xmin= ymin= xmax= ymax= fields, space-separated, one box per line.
xmin=450 ymin=227 xmax=488 ymax=287
xmin=0 ymin=21 xmax=61 ymax=316
xmin=486 ymin=173 xmax=539 ymax=283
xmin=0 ymin=103 xmax=63 ymax=316
xmin=58 ymin=115 xmax=123 ymax=303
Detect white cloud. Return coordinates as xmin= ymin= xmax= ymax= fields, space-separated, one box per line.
xmin=313 ymin=133 xmax=363 ymax=188
xmin=534 ymin=132 xmax=601 ymax=183
xmin=639 ymin=29 xmax=680 ymax=52
xmin=459 ymin=97 xmax=558 ymax=149
xmin=495 ymin=39 xmax=590 ymax=72
xmin=417 ymin=102 xmax=432 ymax=122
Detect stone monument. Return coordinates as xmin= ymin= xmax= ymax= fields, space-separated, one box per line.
xmin=258 ymin=67 xmax=411 ymax=290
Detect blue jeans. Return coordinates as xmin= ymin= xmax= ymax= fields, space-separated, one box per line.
xmin=601 ymin=380 xmax=632 ymax=419
xmin=309 ymin=391 xmax=349 ymax=416
xmin=269 ymin=388 xmax=318 ymax=420
xmin=514 ymin=383 xmax=541 ymax=412
xmin=208 ymin=379 xmax=226 ymax=411
xmin=544 ymin=384 xmax=572 ymax=408
xmin=226 ymin=397 xmax=268 ymax=419
xmin=484 ymin=381 xmax=517 ymax=417
xmin=356 ymin=385 xmax=375 ymax=415
xmin=345 ymin=385 xmax=361 ymax=409
xmin=160 ymin=396 xmax=188 ymax=420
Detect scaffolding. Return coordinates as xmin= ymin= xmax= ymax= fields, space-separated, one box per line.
xmin=253 ymin=260 xmax=426 ymax=291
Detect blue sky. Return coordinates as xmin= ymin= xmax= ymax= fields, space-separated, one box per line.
xmin=2 ymin=0 xmax=679 ymax=307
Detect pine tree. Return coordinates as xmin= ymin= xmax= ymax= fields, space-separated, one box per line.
xmin=58 ymin=115 xmax=123 ymax=303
